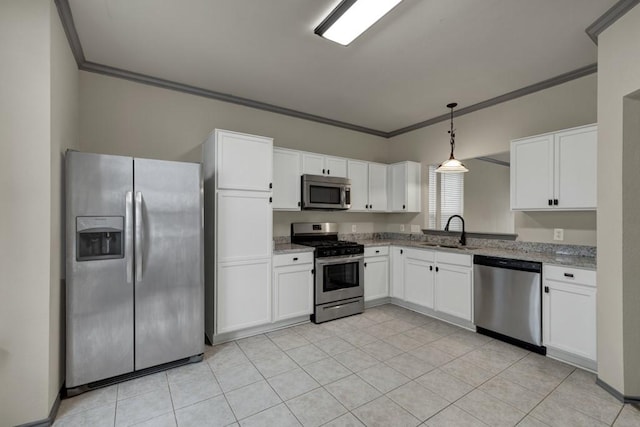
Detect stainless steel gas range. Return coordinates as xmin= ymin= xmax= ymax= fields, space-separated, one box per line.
xmin=291 ymin=223 xmax=364 ymax=323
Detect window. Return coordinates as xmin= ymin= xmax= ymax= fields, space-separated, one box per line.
xmin=428 ymin=165 xmax=464 ymax=231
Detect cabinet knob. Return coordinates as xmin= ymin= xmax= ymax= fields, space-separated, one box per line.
xmin=400 ymin=249 xmax=403 ymax=254
xmin=429 ymin=265 xmax=433 ymax=271
xmin=364 ymin=262 xmax=367 ymax=267
xmin=403 ymin=204 xmax=406 ymax=209
xmin=269 ymin=197 xmax=272 ymax=203
xmin=293 ymin=257 xmax=298 ymax=261
xmin=435 ymin=266 xmax=439 ymax=272
xmin=269 ymin=182 xmax=272 ymax=189
xmin=548 ymin=199 xmax=553 ymax=206
xmin=544 ymin=286 xmax=550 ymax=293
xmin=370 ymin=205 xmax=373 ymax=209
xmin=375 ymin=250 xmax=380 ymax=254
xmin=564 ymin=273 xmax=574 ymax=278
xmin=554 ymin=199 xmax=559 ymax=206
xmin=322 ymin=168 xmax=326 ymax=174
xmin=365 ymin=204 xmax=369 ymax=209
xmin=298 ymin=201 xmax=301 ymax=207
xmin=327 ymin=169 xmax=330 ymax=175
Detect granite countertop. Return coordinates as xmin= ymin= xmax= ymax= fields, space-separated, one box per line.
xmin=356 ymin=239 xmax=596 ymax=269
xmin=273 ymin=243 xmax=315 ymax=254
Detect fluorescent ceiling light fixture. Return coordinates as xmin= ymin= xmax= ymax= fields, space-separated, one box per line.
xmin=315 ymin=0 xmax=403 ymax=46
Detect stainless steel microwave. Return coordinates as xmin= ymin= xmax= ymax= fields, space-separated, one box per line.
xmin=301 ymin=174 xmax=351 ymax=210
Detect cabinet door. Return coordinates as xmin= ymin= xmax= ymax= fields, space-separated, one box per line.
xmin=389 ymin=163 xmax=407 ymax=211
xmin=364 ymin=256 xmax=389 ymax=301
xmin=555 ymin=126 xmax=597 ymax=209
xmin=301 ymin=153 xmax=325 ymax=175
xmin=404 ymin=257 xmax=434 ymax=309
xmin=511 ymin=135 xmax=554 ymax=210
xmin=347 ymin=160 xmax=369 ymax=211
xmin=543 ymin=280 xmax=597 ymax=361
xmin=326 ymin=156 xmax=348 ymax=178
xmin=217 ymin=259 xmax=272 ymax=333
xmin=368 ymin=163 xmax=388 ymax=212
xmin=390 ymin=247 xmax=405 ymax=299
xmin=434 ymin=264 xmax=472 ymax=321
xmin=217 ymin=191 xmax=272 ymax=262
xmin=216 ymin=130 xmax=273 ymax=191
xmin=273 ymin=148 xmax=301 ymax=210
xmin=273 ymin=262 xmax=314 ymax=322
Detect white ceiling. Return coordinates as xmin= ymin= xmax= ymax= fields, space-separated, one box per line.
xmin=68 ymin=0 xmax=615 ymax=134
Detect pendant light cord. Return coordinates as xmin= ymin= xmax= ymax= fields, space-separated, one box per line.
xmin=448 ymin=105 xmax=456 ymax=159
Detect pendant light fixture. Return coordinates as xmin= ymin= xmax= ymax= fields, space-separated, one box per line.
xmin=435 ymin=103 xmax=469 ymax=173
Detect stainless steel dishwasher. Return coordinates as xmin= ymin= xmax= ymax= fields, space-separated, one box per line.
xmin=473 ymin=255 xmax=545 ymax=354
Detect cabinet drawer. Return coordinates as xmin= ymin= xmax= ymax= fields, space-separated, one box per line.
xmin=273 ymin=252 xmax=314 ymax=267
xmin=436 ymin=251 xmax=472 ymax=267
xmin=544 ymin=264 xmax=596 ymax=287
xmin=365 ymin=246 xmax=389 ymax=257
xmin=404 ymin=247 xmax=435 ymax=262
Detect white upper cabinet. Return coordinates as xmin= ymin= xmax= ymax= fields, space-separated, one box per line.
xmin=511 ymin=124 xmax=597 ymax=210
xmin=273 ymin=148 xmax=301 ymax=210
xmin=554 ymin=126 xmax=597 ymax=209
xmin=389 ymin=161 xmax=421 ymax=212
xmin=301 ymin=152 xmax=347 ymax=178
xmin=347 ymin=160 xmax=388 ymax=212
xmin=216 ymin=129 xmax=273 ymax=191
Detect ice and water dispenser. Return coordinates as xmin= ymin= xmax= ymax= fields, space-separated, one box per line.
xmin=76 ymin=216 xmax=124 ymax=261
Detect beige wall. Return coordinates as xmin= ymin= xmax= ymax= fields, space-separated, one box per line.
xmin=387 ymin=74 xmax=597 ymax=244
xmin=597 ymin=3 xmax=640 ymax=396
xmin=78 ymin=72 xmax=390 ymax=236
xmin=463 ymin=158 xmax=513 ymax=234
xmin=0 ymin=1 xmax=78 ymax=425
xmin=50 ymin=1 xmax=80 ymax=411
xmin=0 ymin=1 xmax=53 ymax=425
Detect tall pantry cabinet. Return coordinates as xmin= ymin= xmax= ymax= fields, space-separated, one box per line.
xmin=203 ymin=129 xmax=273 ymax=342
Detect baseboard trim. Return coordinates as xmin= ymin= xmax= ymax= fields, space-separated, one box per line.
xmin=365 ymin=297 xmax=391 ymax=309
xmin=389 ymin=298 xmax=475 ymax=331
xmin=15 ymin=389 xmax=61 ymax=427
xmin=596 ymin=378 xmax=640 ymax=404
xmin=212 ymin=315 xmax=311 ymax=344
xmin=546 ymin=346 xmax=597 ymax=372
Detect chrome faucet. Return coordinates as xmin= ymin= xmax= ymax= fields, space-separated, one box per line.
xmin=444 ymin=215 xmax=466 ymax=246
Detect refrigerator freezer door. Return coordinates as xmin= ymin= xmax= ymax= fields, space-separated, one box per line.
xmin=66 ymin=152 xmax=134 ymax=387
xmin=133 ymin=158 xmax=204 ymax=370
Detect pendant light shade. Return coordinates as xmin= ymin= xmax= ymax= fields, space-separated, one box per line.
xmin=435 ymin=103 xmax=468 ymax=174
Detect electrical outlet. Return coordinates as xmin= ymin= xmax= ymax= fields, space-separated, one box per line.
xmin=411 ymin=224 xmax=420 ymax=233
xmin=351 ymin=224 xmax=357 ymax=232
xmin=400 ymin=224 xmax=405 ymax=232
xmin=553 ymin=228 xmax=564 ymax=241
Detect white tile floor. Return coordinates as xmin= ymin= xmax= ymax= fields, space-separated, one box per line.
xmin=54 ymin=304 xmax=640 ymax=426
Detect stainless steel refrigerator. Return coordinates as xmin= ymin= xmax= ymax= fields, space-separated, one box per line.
xmin=65 ymin=151 xmax=204 ymax=393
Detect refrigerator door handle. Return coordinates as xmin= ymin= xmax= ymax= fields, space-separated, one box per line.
xmin=135 ymin=191 xmax=144 ymax=282
xmin=125 ymin=191 xmax=134 ymax=284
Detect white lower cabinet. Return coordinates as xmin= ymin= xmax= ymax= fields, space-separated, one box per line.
xmin=403 ymin=248 xmax=435 ymax=309
xmin=364 ymin=246 xmax=389 ymax=301
xmin=543 ymin=265 xmax=597 ymax=369
xmin=272 ymin=253 xmax=314 ymax=322
xmin=217 ymin=259 xmax=272 ymax=334
xmin=390 ymin=247 xmax=405 ymax=299
xmin=434 ymin=253 xmax=473 ymax=321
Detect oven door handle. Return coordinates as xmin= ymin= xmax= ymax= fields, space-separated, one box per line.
xmin=315 ymin=255 xmax=364 ymax=267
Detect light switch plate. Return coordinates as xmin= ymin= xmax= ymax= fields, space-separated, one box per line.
xmin=352 ymin=224 xmax=357 ymax=232
xmin=410 ymin=224 xmax=420 ymax=233
xmin=553 ymin=228 xmax=564 ymax=241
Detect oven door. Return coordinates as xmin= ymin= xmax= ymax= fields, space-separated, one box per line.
xmin=315 ymin=255 xmax=364 ymax=305
xmin=302 ymin=176 xmax=350 ymax=210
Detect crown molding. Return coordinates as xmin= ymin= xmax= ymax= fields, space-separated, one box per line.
xmin=586 ymin=0 xmax=640 ymax=44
